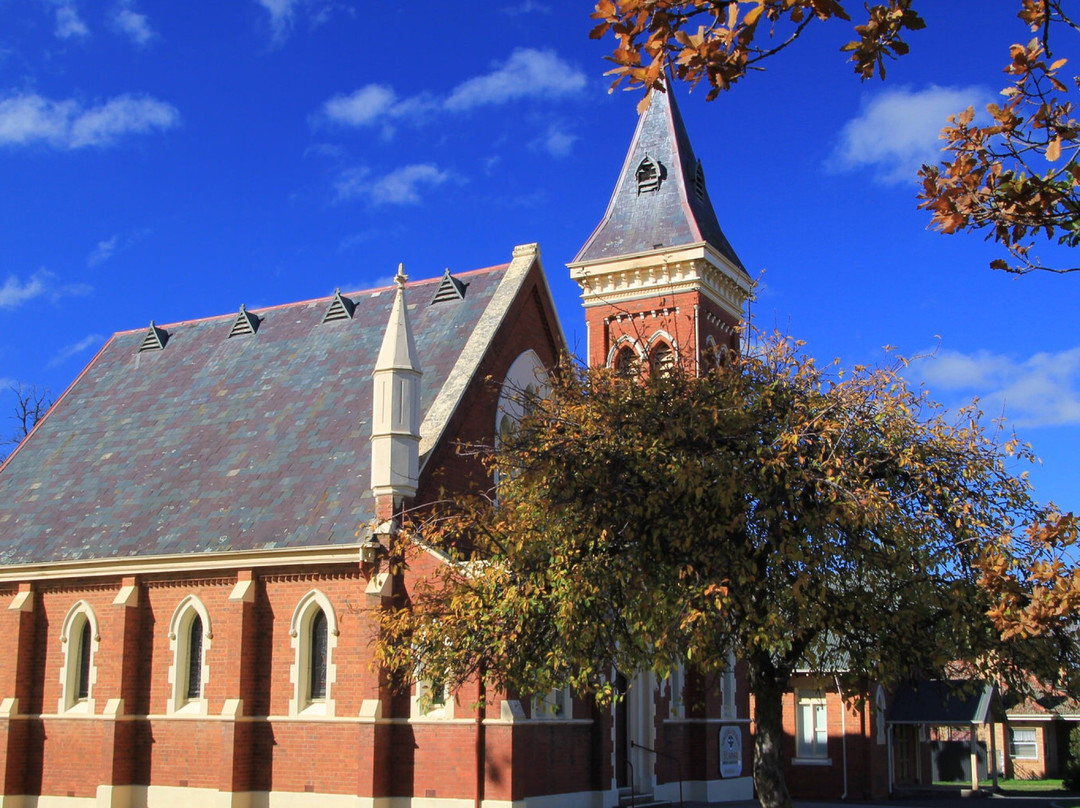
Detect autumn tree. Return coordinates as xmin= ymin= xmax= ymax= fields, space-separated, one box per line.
xmin=376 ymin=334 xmax=1077 ymax=808
xmin=0 ymin=383 xmax=52 ymax=463
xmin=591 ymin=0 xmax=1080 ymax=274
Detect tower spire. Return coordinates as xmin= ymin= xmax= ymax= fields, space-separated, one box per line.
xmin=568 ymin=85 xmax=752 ymax=373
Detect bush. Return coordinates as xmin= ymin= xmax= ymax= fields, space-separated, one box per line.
xmin=1064 ymin=725 xmax=1080 ymax=791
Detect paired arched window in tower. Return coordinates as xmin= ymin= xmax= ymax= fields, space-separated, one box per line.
xmin=650 ymin=341 xmax=674 ymax=376
xmin=613 ymin=345 xmax=639 ymax=377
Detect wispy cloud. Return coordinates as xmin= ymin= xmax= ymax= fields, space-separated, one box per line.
xmin=255 ymin=0 xmax=299 ymax=39
xmin=48 ymin=334 xmax=104 ymax=368
xmin=317 ymin=48 xmax=585 ymax=129
xmin=335 ymin=164 xmax=452 ymax=206
xmin=829 ymin=85 xmax=990 ymax=185
xmin=916 ymin=346 xmax=1080 ymax=428
xmin=54 ymin=2 xmax=90 ymax=39
xmin=0 ymin=270 xmax=92 ymax=310
xmin=87 ymin=235 xmax=119 ymax=268
xmin=0 ymin=92 xmax=179 ymax=149
xmin=531 ymin=122 xmax=576 ymax=157
xmin=501 ymin=1 xmax=551 ymax=14
xmin=111 ymin=1 xmax=156 ymax=47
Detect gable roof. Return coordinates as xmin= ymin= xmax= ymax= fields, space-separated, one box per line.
xmin=573 ymin=86 xmax=745 ymax=272
xmin=0 ymin=248 xmax=548 ymax=566
xmin=887 ymin=680 xmax=1001 ymax=726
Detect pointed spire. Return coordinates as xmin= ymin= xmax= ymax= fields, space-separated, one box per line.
xmin=371 ymin=264 xmax=422 ymax=506
xmin=374 ymin=264 xmax=421 ymax=372
xmin=573 ymin=85 xmax=744 ymax=272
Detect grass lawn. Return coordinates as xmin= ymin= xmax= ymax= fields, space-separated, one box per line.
xmin=934 ymin=777 xmax=1071 ymax=793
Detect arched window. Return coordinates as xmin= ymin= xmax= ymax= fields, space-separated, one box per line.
xmin=59 ymin=601 xmax=99 ymax=713
xmin=636 ymin=155 xmax=662 ymax=194
xmin=289 ymin=590 xmax=338 ymax=716
xmin=168 ymin=595 xmax=212 ymax=714
xmin=613 ymin=345 xmax=638 ymax=377
xmin=650 ymin=342 xmax=674 ymax=376
xmin=186 ymin=615 xmax=204 ymax=700
xmin=309 ymin=609 xmax=328 ymax=701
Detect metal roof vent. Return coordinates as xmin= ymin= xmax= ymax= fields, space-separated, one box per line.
xmin=694 ymin=159 xmax=706 ymax=201
xmin=322 ymin=288 xmax=356 ymax=323
xmin=636 ymin=155 xmax=662 ymax=195
xmin=228 ymin=304 xmax=260 ymax=338
xmin=139 ymin=321 xmax=169 ymax=352
xmin=431 ymin=268 xmax=467 ymax=304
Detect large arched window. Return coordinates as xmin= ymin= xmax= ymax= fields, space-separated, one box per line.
xmin=59 ymin=601 xmax=99 ymax=713
xmin=168 ymin=595 xmax=212 ymax=714
xmin=650 ymin=341 xmax=674 ymax=376
xmin=289 ymin=590 xmax=338 ymax=716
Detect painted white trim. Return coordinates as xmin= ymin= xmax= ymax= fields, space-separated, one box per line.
xmin=166 ymin=595 xmax=212 ymax=716
xmin=0 ymin=544 xmax=363 ymax=583
xmin=288 ymin=590 xmax=338 ymax=718
xmin=58 ymin=601 xmax=98 ymax=715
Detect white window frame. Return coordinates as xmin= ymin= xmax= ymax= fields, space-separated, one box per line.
xmin=58 ymin=601 xmax=99 ymax=714
xmin=411 ymin=679 xmax=455 ymax=720
xmin=288 ymin=590 xmax=338 ymax=717
xmin=532 ymin=686 xmax=572 ymax=720
xmin=167 ymin=595 xmax=212 ymax=715
xmin=795 ymin=690 xmax=830 ymax=762
xmin=1010 ymin=727 xmax=1039 ymax=760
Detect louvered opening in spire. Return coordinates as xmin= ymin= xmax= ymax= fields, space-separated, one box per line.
xmin=228 ymin=304 xmax=260 ymax=338
xmin=139 ymin=321 xmax=169 ymax=353
xmin=322 ymin=289 xmax=356 ymax=323
xmin=431 ymin=268 xmax=467 ymax=304
xmin=694 ymin=160 xmax=706 ymax=201
xmin=636 ymin=155 xmax=662 ymax=194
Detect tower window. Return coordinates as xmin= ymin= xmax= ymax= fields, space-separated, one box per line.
xmin=694 ymin=160 xmax=706 ymax=201
xmin=650 ymin=342 xmax=674 ymax=376
xmin=614 ymin=346 xmax=639 ymax=377
xmin=636 ymin=156 xmax=662 ymax=194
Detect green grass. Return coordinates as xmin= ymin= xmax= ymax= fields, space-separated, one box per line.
xmin=933 ymin=777 xmax=1070 ymax=793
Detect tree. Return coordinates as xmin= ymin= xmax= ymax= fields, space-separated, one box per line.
xmin=590 ymin=1 xmax=1080 ymax=274
xmin=1 ymin=383 xmax=53 ymax=463
xmin=376 ymin=333 xmax=1077 ymax=808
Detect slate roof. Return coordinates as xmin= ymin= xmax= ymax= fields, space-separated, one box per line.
xmin=0 ymin=262 xmax=519 ymax=565
xmin=573 ymin=85 xmax=746 ymax=272
xmin=887 ymin=681 xmax=1001 ymax=725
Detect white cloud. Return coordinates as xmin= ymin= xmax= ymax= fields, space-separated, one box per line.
xmin=48 ymin=334 xmax=104 ymax=368
xmin=532 ymin=123 xmax=576 ymax=157
xmin=0 ymin=92 xmax=179 ymax=149
xmin=336 ymin=164 xmax=451 ymax=206
xmin=0 ymin=272 xmax=49 ymax=309
xmin=317 ymin=49 xmax=584 ymax=130
xmin=256 ymin=0 xmax=300 ymax=39
xmin=917 ymin=346 xmax=1080 ymax=428
xmin=830 ymin=85 xmax=990 ymax=185
xmin=502 ymin=1 xmax=551 ymax=13
xmin=0 ymin=270 xmax=92 ymax=310
xmin=87 ymin=235 xmax=119 ymax=268
xmin=111 ymin=2 xmax=156 ymax=47
xmin=54 ymin=2 xmax=90 ymax=39
xmin=445 ymin=49 xmax=586 ymax=111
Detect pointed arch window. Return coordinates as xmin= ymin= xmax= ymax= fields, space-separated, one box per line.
xmin=289 ymin=590 xmax=338 ymax=716
xmin=168 ymin=596 xmax=212 ymax=714
xmin=309 ymin=609 xmax=328 ymax=701
xmin=636 ymin=155 xmax=662 ymax=194
xmin=614 ymin=345 xmax=639 ymax=377
xmin=650 ymin=342 xmax=674 ymax=376
xmin=59 ymin=601 xmax=99 ymax=713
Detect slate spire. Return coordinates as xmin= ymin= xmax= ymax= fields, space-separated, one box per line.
xmin=371 ymin=265 xmax=422 ymax=510
xmin=573 ymin=85 xmax=744 ymax=272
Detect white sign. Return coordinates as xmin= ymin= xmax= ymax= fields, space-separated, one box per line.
xmin=719 ymin=725 xmax=742 ymax=778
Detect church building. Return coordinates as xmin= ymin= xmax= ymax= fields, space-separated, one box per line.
xmin=0 ymin=88 xmax=758 ymax=808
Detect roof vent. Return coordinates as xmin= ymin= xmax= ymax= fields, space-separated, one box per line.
xmin=636 ymin=155 xmax=662 ymax=194
xmin=322 ymin=288 xmax=356 ymax=323
xmin=431 ymin=268 xmax=467 ymax=304
xmin=228 ymin=304 xmax=260 ymax=338
xmin=139 ymin=321 xmax=169 ymax=352
xmin=694 ymin=159 xmax=706 ymax=201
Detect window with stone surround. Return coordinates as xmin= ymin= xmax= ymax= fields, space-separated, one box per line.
xmin=59 ymin=601 xmax=99 ymax=714
xmin=289 ymin=590 xmax=338 ymax=717
xmin=795 ymin=690 xmax=829 ymax=761
xmin=168 ymin=595 xmax=212 ymax=715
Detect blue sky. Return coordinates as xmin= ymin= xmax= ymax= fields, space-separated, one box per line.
xmin=1 ymin=1 xmax=1077 ymax=515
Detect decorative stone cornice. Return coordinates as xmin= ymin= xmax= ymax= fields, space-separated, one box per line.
xmin=568 ymin=242 xmax=750 ymax=320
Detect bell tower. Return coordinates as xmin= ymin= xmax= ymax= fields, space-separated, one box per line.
xmin=568 ymin=86 xmax=752 ymax=374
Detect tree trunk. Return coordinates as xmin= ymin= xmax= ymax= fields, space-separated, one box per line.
xmin=750 ymin=655 xmax=792 ymax=808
